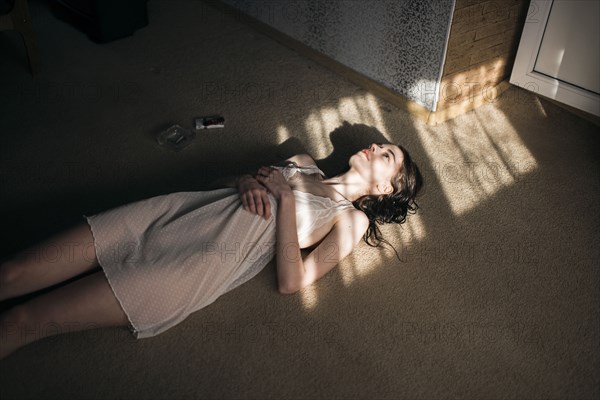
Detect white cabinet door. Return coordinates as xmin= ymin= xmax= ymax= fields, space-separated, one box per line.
xmin=510 ymin=0 xmax=600 ymax=116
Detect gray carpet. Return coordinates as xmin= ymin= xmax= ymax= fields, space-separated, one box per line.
xmin=1 ymin=1 xmax=598 ymax=399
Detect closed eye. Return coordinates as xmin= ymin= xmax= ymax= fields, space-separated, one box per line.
xmin=376 ymin=144 xmax=395 ymax=162
xmin=387 ymin=149 xmax=396 ymax=162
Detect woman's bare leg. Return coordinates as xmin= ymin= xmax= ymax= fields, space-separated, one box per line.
xmin=0 ymin=222 xmax=100 ymax=302
xmin=0 ymin=270 xmax=130 ymax=360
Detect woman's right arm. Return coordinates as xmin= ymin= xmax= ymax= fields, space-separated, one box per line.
xmin=207 ymin=173 xmax=272 ymax=219
xmin=237 ymin=174 xmax=272 ymax=220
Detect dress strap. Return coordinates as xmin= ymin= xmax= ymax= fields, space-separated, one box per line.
xmin=270 ymin=162 xmax=325 ymax=181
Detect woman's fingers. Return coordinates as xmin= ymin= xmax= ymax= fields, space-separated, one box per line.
xmin=256 ymin=167 xmax=270 ymax=179
xmin=241 ymin=186 xmax=272 ymax=220
xmin=241 ymin=166 xmax=288 ymax=216
xmin=256 ymin=169 xmax=289 ymax=204
xmin=254 ymin=192 xmax=264 ymax=217
xmin=256 ymin=166 xmax=282 ymax=183
xmin=253 ymin=189 xmax=272 ymax=219
xmin=261 ymin=191 xmax=271 ymax=219
xmin=245 ymin=192 xmax=256 ymax=214
xmin=257 ymin=166 xmax=273 ymax=176
xmin=255 ymin=171 xmax=275 ymax=187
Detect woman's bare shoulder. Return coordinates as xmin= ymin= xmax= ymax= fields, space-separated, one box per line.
xmin=338 ymin=208 xmax=369 ymax=231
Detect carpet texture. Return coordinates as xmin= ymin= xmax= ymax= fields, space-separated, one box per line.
xmin=0 ymin=1 xmax=598 ymax=399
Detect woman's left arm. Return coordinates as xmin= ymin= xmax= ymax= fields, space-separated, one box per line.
xmin=277 ymin=206 xmax=369 ymax=294
xmin=273 ymin=191 xmax=304 ymax=293
xmin=256 ymin=166 xmax=369 ymax=294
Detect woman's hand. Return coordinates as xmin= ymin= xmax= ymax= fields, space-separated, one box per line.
xmin=237 ymin=174 xmax=272 ymax=219
xmin=255 ymin=167 xmax=293 ymax=203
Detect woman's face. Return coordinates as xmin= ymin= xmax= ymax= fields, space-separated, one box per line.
xmin=350 ymin=143 xmax=404 ymax=192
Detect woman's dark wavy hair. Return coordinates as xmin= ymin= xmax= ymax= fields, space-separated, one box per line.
xmin=352 ymin=144 xmax=424 ymax=259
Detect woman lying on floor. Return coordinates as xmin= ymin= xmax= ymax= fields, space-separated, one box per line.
xmin=0 ymin=143 xmax=423 ymax=359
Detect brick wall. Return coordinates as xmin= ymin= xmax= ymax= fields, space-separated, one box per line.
xmin=437 ymin=0 xmax=530 ymax=111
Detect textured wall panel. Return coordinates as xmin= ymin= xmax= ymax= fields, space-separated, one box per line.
xmin=221 ymin=0 xmax=455 ymax=111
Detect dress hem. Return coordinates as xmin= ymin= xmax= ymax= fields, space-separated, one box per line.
xmin=82 ymin=214 xmax=141 ymax=340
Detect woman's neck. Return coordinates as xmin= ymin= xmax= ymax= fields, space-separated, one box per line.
xmin=322 ymin=169 xmax=370 ymax=202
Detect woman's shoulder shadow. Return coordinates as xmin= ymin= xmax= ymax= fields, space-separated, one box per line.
xmin=269 ymin=121 xmax=390 ymax=177
xmin=314 ymin=121 xmax=391 ymax=178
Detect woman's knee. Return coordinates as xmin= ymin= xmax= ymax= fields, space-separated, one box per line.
xmin=0 ymin=260 xmax=24 ymax=286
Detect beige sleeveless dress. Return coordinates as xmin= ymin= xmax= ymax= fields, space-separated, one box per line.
xmin=83 ymin=164 xmax=355 ymax=339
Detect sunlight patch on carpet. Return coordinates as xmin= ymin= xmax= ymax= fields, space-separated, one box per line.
xmin=414 ymin=106 xmax=539 ymax=216
xmin=355 ymin=94 xmax=389 ymax=138
xmin=300 ymin=93 xmax=393 ymax=158
xmin=533 ymin=96 xmax=549 ymax=118
xmin=338 ymin=245 xmax=385 ymax=287
xmin=277 ymin=125 xmax=291 ymax=143
xmin=304 ymin=111 xmax=332 ymax=159
xmin=299 ymin=282 xmax=319 ymax=310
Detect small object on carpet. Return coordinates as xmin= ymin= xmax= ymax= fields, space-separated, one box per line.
xmin=195 ymin=115 xmax=225 ymax=130
xmin=156 ymin=124 xmax=195 ymax=152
